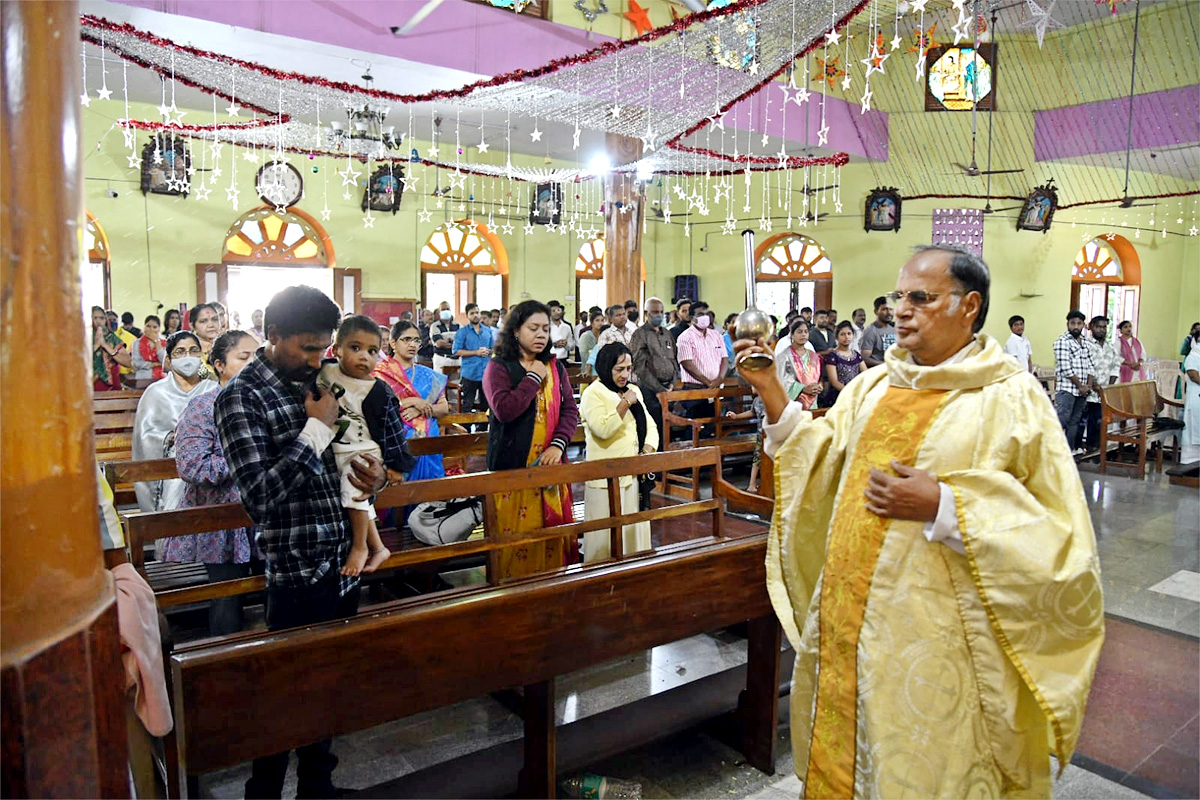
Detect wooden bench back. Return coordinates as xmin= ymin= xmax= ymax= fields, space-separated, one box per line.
xmin=169 ymin=533 xmax=774 ymax=778
xmin=125 ymin=447 xmax=755 ymax=609
xmin=1100 ymin=380 xmax=1160 ymax=419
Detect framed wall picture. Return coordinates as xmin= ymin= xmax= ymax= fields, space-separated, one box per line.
xmin=864 ymin=187 xmax=902 ymax=232
xmin=530 ymin=182 xmax=562 ymax=226
xmin=1017 ymin=180 xmax=1058 ymax=233
xmin=362 ymin=164 xmax=405 ymax=215
xmin=140 ymin=134 xmax=191 ymax=197
xmin=925 ymin=43 xmax=997 ymax=112
xmin=362 ymin=297 xmax=419 ymax=327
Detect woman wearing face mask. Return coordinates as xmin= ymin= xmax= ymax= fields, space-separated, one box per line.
xmin=160 ymin=330 xmax=257 ymax=635
xmin=777 ymin=318 xmax=823 ymax=410
xmin=483 ymin=300 xmax=579 ymax=578
xmin=131 ymin=330 xmax=219 ymax=512
xmin=579 ymin=343 xmax=659 ymax=562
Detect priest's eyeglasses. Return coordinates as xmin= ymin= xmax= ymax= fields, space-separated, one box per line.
xmin=886 ymin=290 xmax=963 ymax=306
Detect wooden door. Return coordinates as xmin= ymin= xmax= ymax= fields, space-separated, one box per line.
xmin=333 ymin=268 xmax=363 ymax=316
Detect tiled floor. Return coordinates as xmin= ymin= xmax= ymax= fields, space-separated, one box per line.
xmin=195 ymin=467 xmax=1197 ymax=799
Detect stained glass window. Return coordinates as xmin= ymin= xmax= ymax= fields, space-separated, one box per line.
xmin=223 ymin=208 xmax=328 ymax=265
xmin=756 ymin=234 xmax=832 ymax=279
xmin=926 ymin=45 xmax=995 ymax=111
xmin=420 ymin=221 xmax=499 ymax=273
xmin=1073 ymin=239 xmax=1122 ymax=281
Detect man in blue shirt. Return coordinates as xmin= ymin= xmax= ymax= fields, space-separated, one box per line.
xmin=452 ymin=302 xmax=494 ymax=413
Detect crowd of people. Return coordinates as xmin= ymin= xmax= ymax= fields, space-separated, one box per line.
xmin=94 ymin=244 xmax=1200 ymax=796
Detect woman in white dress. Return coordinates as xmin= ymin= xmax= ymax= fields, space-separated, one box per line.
xmin=579 ymin=343 xmax=659 ymax=562
xmin=131 ymin=331 xmax=219 ymax=511
xmin=1182 ymin=334 xmax=1200 ymax=463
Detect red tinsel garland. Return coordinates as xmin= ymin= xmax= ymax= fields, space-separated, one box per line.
xmin=119 ymin=118 xmax=284 ymax=133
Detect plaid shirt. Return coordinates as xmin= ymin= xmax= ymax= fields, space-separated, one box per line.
xmin=215 ymin=352 xmax=409 ymax=595
xmin=1053 ymin=332 xmax=1096 ymax=398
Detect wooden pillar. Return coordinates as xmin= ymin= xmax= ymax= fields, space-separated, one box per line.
xmin=738 ymin=615 xmax=783 ymax=774
xmin=1 ymin=3 xmax=130 ymax=797
xmin=602 ymin=133 xmax=644 ymax=308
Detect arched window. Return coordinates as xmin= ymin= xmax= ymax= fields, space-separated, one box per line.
xmin=198 ymin=207 xmax=359 ymax=326
xmin=82 ymin=210 xmax=111 ymax=312
xmin=575 ymin=237 xmax=607 ymax=315
xmin=1071 ymin=235 xmax=1141 ymax=337
xmin=753 ymin=233 xmax=833 ymax=321
xmin=420 ymin=220 xmax=508 ymax=321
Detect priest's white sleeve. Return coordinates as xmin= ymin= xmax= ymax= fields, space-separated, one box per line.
xmin=762 ymin=402 xmax=805 ymax=460
xmin=923 ymin=483 xmax=965 ymax=555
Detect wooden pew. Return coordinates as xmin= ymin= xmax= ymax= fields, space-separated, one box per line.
xmin=655 ymin=385 xmax=759 ymax=500
xmin=94 ymin=393 xmax=142 ymax=461
xmin=162 ymin=448 xmax=780 ymax=797
xmin=1098 ymin=380 xmax=1185 ymax=477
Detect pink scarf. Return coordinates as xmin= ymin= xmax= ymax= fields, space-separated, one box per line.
xmin=1119 ymin=336 xmax=1147 ymax=383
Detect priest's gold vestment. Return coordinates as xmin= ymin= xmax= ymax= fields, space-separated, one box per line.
xmin=766 ymin=335 xmax=1104 ymax=799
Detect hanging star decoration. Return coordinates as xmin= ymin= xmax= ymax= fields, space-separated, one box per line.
xmin=501 ymin=222 xmax=515 ymax=235
xmin=338 ymin=163 xmax=362 ymax=187
xmin=812 ymin=55 xmax=845 ymax=91
xmin=841 ymin=73 xmax=853 ymax=91
xmin=1018 ymin=0 xmax=1064 ymax=48
xmin=530 ymin=126 xmax=543 ymax=142
xmin=476 ymin=139 xmax=489 ymax=154
xmin=573 ymin=0 xmax=608 ymax=23
xmin=96 ymin=85 xmax=113 ymax=101
xmin=225 ymin=101 xmax=240 ymax=117
xmin=572 ymin=124 xmax=581 ymax=150
xmin=890 ymin=31 xmax=903 ymax=52
xmin=1190 ymin=226 xmax=1198 ymax=236
xmin=523 ymin=222 xmax=536 ymax=235
xmin=363 ymin=215 xmax=375 ymax=229
xmin=816 ymin=123 xmax=830 ymax=147
xmin=321 ymin=208 xmax=332 ymax=221
xmin=623 ymin=0 xmax=654 ymax=37
xmin=910 ymin=0 xmax=929 ymax=11
xmin=951 ymin=8 xmax=972 ymax=45
xmin=860 ymin=86 xmax=874 ymax=114
xmin=793 ymin=85 xmax=811 ymax=106
xmin=194 ymin=184 xmax=211 ymax=201
xmin=862 ymin=32 xmax=890 ymax=77
xmin=418 ymin=209 xmax=433 ymax=223
xmin=126 ymin=152 xmax=141 ymax=169
xmin=824 ymin=29 xmax=842 ymax=47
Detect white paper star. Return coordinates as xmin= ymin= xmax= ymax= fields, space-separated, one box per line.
xmin=97 ymin=86 xmax=113 ymax=101
xmin=825 ymin=29 xmax=842 ymax=46
xmin=243 ymin=150 xmax=258 ymax=163
xmin=210 ymin=166 xmax=222 ymax=179
xmin=951 ymin=9 xmax=972 ymax=44
xmin=860 ymin=87 xmax=874 ymax=114
xmin=559 ymin=223 xmax=569 ymax=235
xmin=641 ymin=128 xmax=658 ymax=151
xmin=501 ymin=222 xmax=514 ymax=235
xmin=861 ymin=46 xmax=889 ymax=78
xmin=168 ymin=104 xmax=186 ymax=126
xmin=1190 ymin=226 xmax=1198 ymax=236
xmin=748 ymin=61 xmax=759 ymax=76
xmin=951 ymin=0 xmax=966 ymax=10
xmin=890 ymin=33 xmax=903 ymax=51
xmin=226 ymin=186 xmax=240 ymax=207
xmin=841 ymin=74 xmax=853 ymax=91
xmin=126 ymin=153 xmax=141 ymax=169
xmin=194 ymin=184 xmax=211 ymax=201
xmin=186 ymin=165 xmax=197 ymax=177
xmin=1177 ymin=217 xmax=1184 ymax=224
xmin=794 ymin=86 xmax=811 ymax=106
xmin=817 ymin=124 xmax=830 ymax=147
xmin=835 ymin=199 xmax=844 ymax=213
xmin=363 ymin=215 xmax=375 ymax=229
xmin=914 ymin=52 xmax=929 ymax=83
xmin=1018 ymin=0 xmax=1065 ymax=48
xmin=343 ymin=190 xmax=353 ymax=201
xmin=911 ymin=0 xmax=928 ymax=11
xmin=157 ymin=102 xmax=171 ymax=119
xmin=530 ymin=126 xmax=543 ymax=142
xmin=449 ymin=172 xmax=466 ymax=190
xmin=523 ymin=222 xmax=536 ymax=235
xmin=662 ymin=207 xmax=672 ymax=224
xmin=122 ymin=127 xmax=136 ymax=148
xmin=545 ymin=223 xmax=557 ymax=233
xmin=321 ymin=208 xmax=332 ymax=221
xmin=225 ymin=101 xmax=240 ymax=117
xmin=572 ymin=125 xmax=581 ymax=150
xmin=476 ymin=140 xmax=489 ymax=154
xmin=610 ymin=104 xmax=621 ymax=118
xmin=338 ymin=164 xmax=362 ymax=187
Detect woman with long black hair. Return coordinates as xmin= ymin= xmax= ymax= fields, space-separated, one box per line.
xmin=482 ymin=300 xmax=579 ymax=578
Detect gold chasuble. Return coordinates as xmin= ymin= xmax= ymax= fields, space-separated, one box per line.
xmin=766 ymin=335 xmax=1104 ymax=799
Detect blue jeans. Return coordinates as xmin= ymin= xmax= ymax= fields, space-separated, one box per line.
xmin=1056 ymin=391 xmax=1088 ymax=450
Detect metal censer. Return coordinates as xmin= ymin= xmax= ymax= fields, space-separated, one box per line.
xmin=734 ymin=229 xmax=774 ymax=371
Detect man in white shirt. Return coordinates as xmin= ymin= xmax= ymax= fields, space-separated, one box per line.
xmin=1004 ymin=314 xmax=1034 ymax=373
xmin=547 ymin=300 xmax=576 ymax=363
xmin=1083 ymin=315 xmax=1122 ymax=452
xmin=622 ymin=299 xmax=640 ymax=335
xmin=590 ymin=304 xmax=636 ymax=381
xmin=849 ymin=308 xmax=866 ymax=353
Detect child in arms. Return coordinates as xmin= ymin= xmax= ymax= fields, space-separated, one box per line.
xmin=318 ymin=315 xmax=415 ymax=575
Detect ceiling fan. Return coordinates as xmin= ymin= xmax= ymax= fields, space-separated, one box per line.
xmin=953 ymin=160 xmax=1023 ymax=177
xmin=650 ymin=205 xmax=692 ymax=220
xmin=1113 ymin=3 xmax=1158 ymax=211
xmin=951 ymin=3 xmax=1023 ymax=179
xmin=792 ymin=184 xmax=839 ymax=195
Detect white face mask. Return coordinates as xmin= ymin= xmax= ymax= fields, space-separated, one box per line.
xmin=171 ymin=356 xmax=202 ymax=378
xmin=695 ymin=315 xmax=711 ymax=330
xmin=440 ymin=310 xmax=453 ymax=322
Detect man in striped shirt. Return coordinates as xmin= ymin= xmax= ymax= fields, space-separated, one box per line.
xmin=676 ymin=301 xmax=728 ymax=419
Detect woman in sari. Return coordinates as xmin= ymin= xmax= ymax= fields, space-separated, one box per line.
xmin=132 ymin=315 xmax=166 ymax=382
xmin=483 ymin=300 xmax=579 ymax=579
xmin=161 ymin=330 xmax=257 ymax=636
xmin=131 ymin=331 xmax=219 ymax=512
xmin=1117 ymin=320 xmax=1149 ymax=383
xmin=777 ymin=318 xmax=823 ymax=410
xmin=373 ymin=320 xmax=449 ymax=481
xmin=91 ymin=305 xmax=131 ymax=391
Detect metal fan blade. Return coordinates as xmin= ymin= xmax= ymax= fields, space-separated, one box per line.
xmin=983 ymin=204 xmax=1022 ymax=214
xmin=793 ymin=184 xmax=839 ymax=195
xmin=978 ymin=168 xmax=1025 ymax=175
xmin=953 ymin=162 xmax=981 ymax=176
xmin=392 ymin=0 xmax=446 ymax=35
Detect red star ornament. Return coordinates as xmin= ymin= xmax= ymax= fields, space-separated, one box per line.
xmin=812 ymin=55 xmax=845 ymax=91
xmin=624 ymin=0 xmax=654 ymax=36
xmin=907 ymin=22 xmax=939 ymax=58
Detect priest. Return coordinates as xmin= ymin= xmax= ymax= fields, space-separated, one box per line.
xmin=734 ymin=245 xmax=1104 ymax=798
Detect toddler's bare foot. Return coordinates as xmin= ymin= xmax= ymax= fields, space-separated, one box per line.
xmin=343 ymin=544 xmax=369 ymax=576
xmin=364 ymin=546 xmax=391 ymax=573
xmin=747 ymin=482 xmax=758 ymax=494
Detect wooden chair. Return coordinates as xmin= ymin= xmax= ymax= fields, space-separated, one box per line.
xmin=655 ymin=385 xmax=759 ymax=500
xmin=1098 ymin=381 xmax=1185 ymax=477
